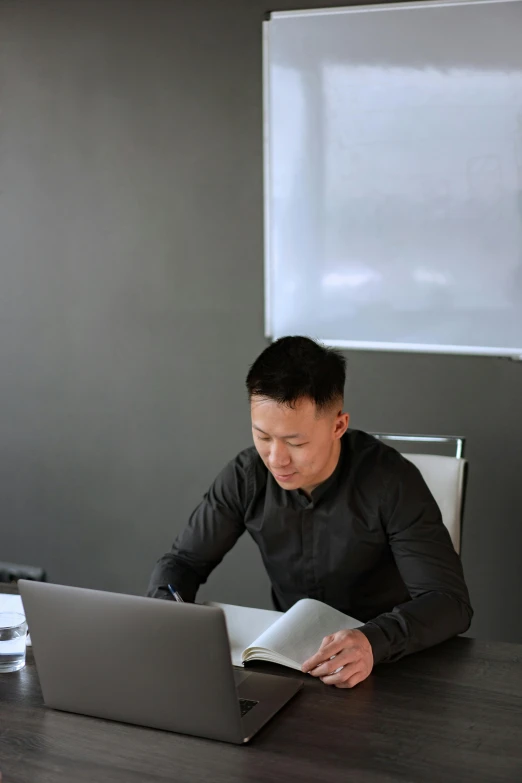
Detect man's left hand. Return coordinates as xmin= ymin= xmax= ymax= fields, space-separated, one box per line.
xmin=301 ymin=629 xmax=374 ymax=689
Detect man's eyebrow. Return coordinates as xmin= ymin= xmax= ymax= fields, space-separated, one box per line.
xmin=252 ymin=425 xmax=303 ymax=439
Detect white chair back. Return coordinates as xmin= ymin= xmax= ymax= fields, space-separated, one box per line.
xmin=401 ymin=453 xmax=467 ymax=554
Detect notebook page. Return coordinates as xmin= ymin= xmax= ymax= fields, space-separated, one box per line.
xmin=204 ymin=602 xmax=283 ymax=666
xmin=244 ymin=598 xmax=362 ymax=668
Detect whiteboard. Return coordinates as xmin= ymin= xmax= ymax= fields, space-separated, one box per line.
xmin=263 ymin=0 xmax=522 ymax=358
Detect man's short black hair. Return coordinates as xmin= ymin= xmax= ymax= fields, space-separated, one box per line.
xmin=246 ymin=336 xmax=346 ymax=412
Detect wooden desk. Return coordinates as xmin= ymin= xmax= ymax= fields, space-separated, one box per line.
xmin=1 ymin=586 xmax=521 ymax=783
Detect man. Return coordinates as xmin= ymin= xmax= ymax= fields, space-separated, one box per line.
xmin=148 ymin=336 xmax=472 ymax=688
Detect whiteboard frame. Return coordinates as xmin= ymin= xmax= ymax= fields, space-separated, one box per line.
xmin=262 ymin=0 xmax=522 ymax=359
xmin=262 ymin=19 xmax=272 ymax=339
xmin=268 ymin=0 xmax=521 ymax=19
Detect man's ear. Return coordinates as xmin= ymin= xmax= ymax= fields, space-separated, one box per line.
xmin=334 ymin=412 xmax=349 ymax=438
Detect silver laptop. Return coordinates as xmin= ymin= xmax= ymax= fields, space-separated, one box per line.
xmin=18 ymin=580 xmax=302 ymax=744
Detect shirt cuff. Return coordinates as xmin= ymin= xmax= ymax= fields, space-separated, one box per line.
xmin=358 ymin=622 xmax=391 ymax=665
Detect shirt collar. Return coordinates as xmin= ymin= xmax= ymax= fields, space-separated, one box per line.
xmin=295 ymin=434 xmax=348 ymax=506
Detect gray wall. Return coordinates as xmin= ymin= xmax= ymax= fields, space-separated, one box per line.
xmin=0 ymin=0 xmax=521 ymax=642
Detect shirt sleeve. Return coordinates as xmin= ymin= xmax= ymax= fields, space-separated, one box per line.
xmin=358 ymin=452 xmax=473 ymax=665
xmin=146 ymin=452 xmax=250 ymax=602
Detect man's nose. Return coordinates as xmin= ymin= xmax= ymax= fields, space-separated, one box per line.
xmin=269 ymin=442 xmax=291 ymax=467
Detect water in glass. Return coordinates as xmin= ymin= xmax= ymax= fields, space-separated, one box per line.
xmin=0 ymin=612 xmax=27 ymax=672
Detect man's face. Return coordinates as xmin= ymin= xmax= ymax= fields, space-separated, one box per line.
xmin=250 ymin=396 xmax=349 ymax=493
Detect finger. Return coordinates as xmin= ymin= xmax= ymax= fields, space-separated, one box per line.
xmin=303 ymin=653 xmax=342 ymax=674
xmin=301 ymin=637 xmax=336 ymax=671
xmin=302 ymin=641 xmax=346 ymax=671
xmin=334 ymin=670 xmax=367 ymax=689
xmin=307 ymin=662 xmax=338 ymax=678
xmin=320 ymin=662 xmax=361 ymax=686
xmin=302 ymin=653 xmax=327 ymax=672
xmin=306 ymin=643 xmax=362 ymax=675
xmin=318 ymin=634 xmax=334 ymax=649
xmin=311 ymin=655 xmax=354 ymax=680
xmin=302 ymin=660 xmax=329 ymax=677
xmin=307 ymin=655 xmax=344 ymax=677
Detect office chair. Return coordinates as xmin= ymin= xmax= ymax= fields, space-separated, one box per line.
xmin=370 ymin=434 xmax=467 ymax=554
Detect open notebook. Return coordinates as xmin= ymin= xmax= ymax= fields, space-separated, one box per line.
xmin=205 ymin=598 xmax=362 ymax=671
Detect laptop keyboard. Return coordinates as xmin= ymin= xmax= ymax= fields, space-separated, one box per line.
xmin=239 ymin=698 xmax=259 ymax=717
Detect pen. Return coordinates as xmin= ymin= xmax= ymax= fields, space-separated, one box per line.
xmin=167 ymin=584 xmax=184 ymax=602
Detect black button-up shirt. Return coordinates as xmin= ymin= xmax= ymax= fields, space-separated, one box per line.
xmin=147 ymin=429 xmax=473 ymax=664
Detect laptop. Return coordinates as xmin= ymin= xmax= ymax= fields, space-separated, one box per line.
xmin=18 ymin=580 xmax=302 ymax=744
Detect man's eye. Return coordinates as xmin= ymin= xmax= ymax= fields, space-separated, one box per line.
xmin=258 ymin=436 xmax=270 ymax=442
xmin=290 ymin=443 xmax=307 ymax=448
